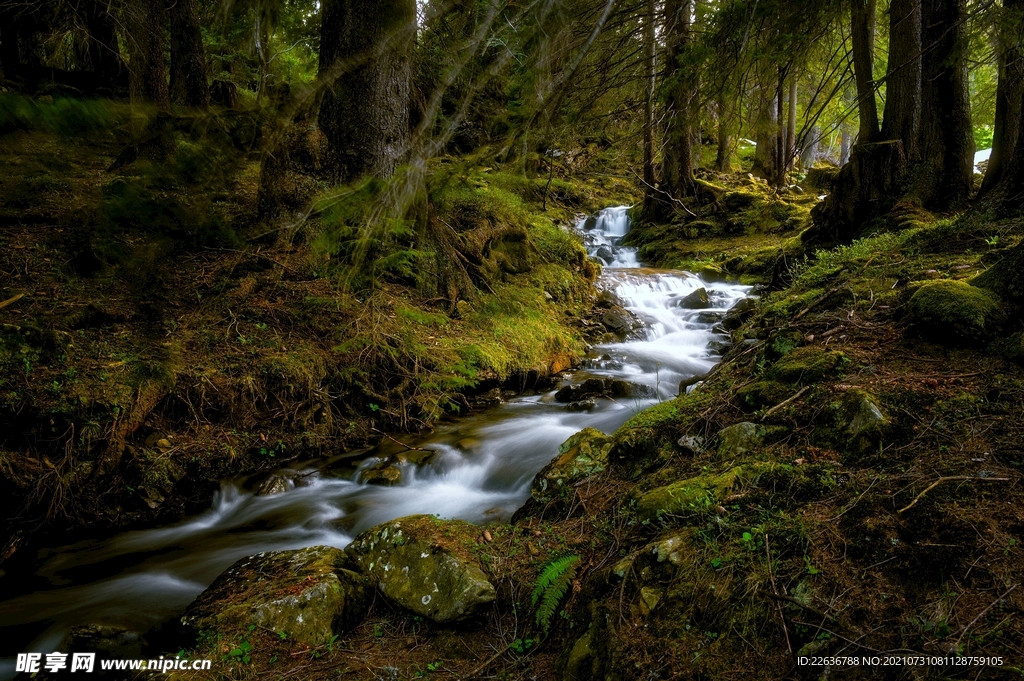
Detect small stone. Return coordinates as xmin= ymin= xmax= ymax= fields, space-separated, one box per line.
xmin=256 ymin=474 xmax=290 ymax=496
xmin=155 ymin=439 xmax=172 ymax=451
xmin=675 ymin=435 xmax=704 ymax=455
xmin=678 ymin=287 xmax=711 ymax=309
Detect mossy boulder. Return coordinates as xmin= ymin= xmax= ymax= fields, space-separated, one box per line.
xmin=345 ymin=516 xmax=496 ymax=623
xmin=636 ymin=463 xmax=781 ymax=522
xmin=716 ymin=422 xmax=763 ymax=458
xmin=736 ymin=381 xmax=791 ymax=410
xmin=841 ymin=390 xmax=888 ymax=452
xmin=636 ymin=466 xmax=744 ymax=522
xmin=909 ymin=279 xmax=1007 ymax=345
xmin=769 ymin=347 xmax=848 ymax=384
xmin=532 ymin=428 xmax=613 ymax=504
xmin=181 ymin=546 xmax=370 ymax=645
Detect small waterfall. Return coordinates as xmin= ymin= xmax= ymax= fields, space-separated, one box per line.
xmin=579 ymin=205 xmax=640 ymax=268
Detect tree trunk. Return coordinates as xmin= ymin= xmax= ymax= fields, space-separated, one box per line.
xmin=753 ymin=93 xmax=780 ymax=180
xmin=715 ymin=98 xmax=731 ymax=172
xmin=169 ymin=0 xmax=209 ymax=108
xmin=774 ymin=68 xmax=787 ymax=187
xmin=800 ymin=126 xmax=820 ymax=168
xmin=980 ymin=0 xmax=1024 ymax=196
xmin=994 ymin=73 xmax=1024 ymax=213
xmin=0 ymin=6 xmax=20 ymax=82
xmin=880 ymin=0 xmax=921 ymax=160
xmin=914 ymin=0 xmax=973 ymax=209
xmin=317 ymin=0 xmax=416 ymax=184
xmin=841 ymin=129 xmax=852 ymax=164
xmin=661 ymin=0 xmax=697 ymax=201
xmin=787 ymin=74 xmax=798 ymax=170
xmin=81 ymin=0 xmax=124 ymax=88
xmin=642 ymin=0 xmax=657 ymax=213
xmin=127 ymin=0 xmax=170 ymax=107
xmin=851 ymin=0 xmax=880 ymax=143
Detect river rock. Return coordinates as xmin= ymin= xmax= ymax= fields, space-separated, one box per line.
xmin=64 ymin=624 xmax=146 ymax=658
xmin=596 ymin=289 xmax=623 ymax=308
xmin=359 ymin=458 xmax=403 ymax=485
xmin=678 ymin=287 xmax=711 ymax=309
xmin=256 ymin=473 xmax=291 ymax=496
xmin=595 ymin=245 xmax=615 ymax=262
xmin=600 ymin=306 xmax=639 ymax=336
xmin=532 ymin=428 xmax=613 ymax=504
xmin=716 ymin=422 xmax=762 ymax=458
xmin=181 ymin=546 xmax=370 ymax=646
xmin=345 ymin=516 xmax=496 ymax=623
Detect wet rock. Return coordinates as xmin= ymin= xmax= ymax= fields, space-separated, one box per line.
xmin=693 ymin=311 xmax=722 ymax=324
xmin=596 ymin=290 xmax=622 ymax=308
xmin=256 ymin=473 xmax=291 ymax=496
xmin=532 ymin=428 xmax=613 ymax=504
xmin=679 ymin=287 xmax=711 ymax=309
xmin=678 ymin=375 xmax=704 ymax=394
xmin=609 ymin=379 xmax=656 ymax=398
xmin=554 ymin=378 xmax=607 ymax=402
xmin=595 ymin=245 xmax=614 ymax=262
xmin=707 ymin=339 xmax=730 ymax=355
xmin=565 ymin=398 xmax=597 ymax=412
xmin=181 ymin=546 xmax=370 ymax=645
xmin=721 ymin=296 xmax=757 ymax=330
xmin=65 ymin=624 xmax=146 ymax=658
xmin=582 ymin=215 xmax=598 ymax=231
xmin=716 ymin=422 xmax=762 ymax=458
xmin=600 ymin=306 xmax=640 ymax=336
xmin=359 ymin=458 xmax=403 ymax=485
xmin=346 ymin=516 xmax=495 ymax=623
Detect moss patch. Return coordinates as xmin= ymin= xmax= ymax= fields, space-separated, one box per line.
xmin=909 ymin=279 xmax=1007 ymax=345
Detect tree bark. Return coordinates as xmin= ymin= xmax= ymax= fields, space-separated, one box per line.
xmin=980 ymin=0 xmax=1024 ymax=196
xmin=841 ymin=128 xmax=852 ymax=164
xmin=753 ymin=92 xmax=780 ymax=180
xmin=715 ymin=98 xmax=731 ymax=172
xmin=127 ymin=0 xmax=170 ymax=107
xmin=642 ymin=0 xmax=657 ymax=212
xmin=774 ymin=67 xmax=787 ymax=186
xmin=880 ymin=0 xmax=921 ymax=160
xmin=662 ymin=0 xmax=697 ymax=201
xmin=317 ymin=0 xmax=416 ymax=184
xmin=851 ymin=0 xmax=880 ymax=143
xmin=800 ymin=126 xmax=820 ymax=168
xmin=169 ymin=0 xmax=209 ymax=108
xmin=914 ymin=0 xmax=973 ymax=209
xmin=81 ymin=0 xmax=124 ymax=88
xmin=787 ymin=73 xmax=798 ymax=171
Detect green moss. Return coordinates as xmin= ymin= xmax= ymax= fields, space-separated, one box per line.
xmin=909 ymin=279 xmax=1007 ymax=345
xmin=613 ymin=391 xmax=713 ymax=464
xmin=769 ymin=347 xmax=849 ymax=384
xmin=635 ymin=463 xmax=777 ymax=523
xmin=736 ymin=381 xmax=792 ymax=409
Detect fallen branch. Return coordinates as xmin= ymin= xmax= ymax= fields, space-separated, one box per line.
xmin=370 ymin=426 xmax=430 ymax=452
xmin=0 ymin=293 xmax=25 ymax=310
xmin=760 ymin=386 xmax=810 ymax=421
xmin=898 ymin=476 xmax=1010 ymax=514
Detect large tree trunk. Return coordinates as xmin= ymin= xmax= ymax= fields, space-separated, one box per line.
xmin=715 ymin=97 xmax=731 ymax=172
xmin=169 ymin=0 xmax=209 ymax=108
xmin=994 ymin=82 xmax=1024 ymax=213
xmin=642 ymin=0 xmax=658 ymax=214
xmin=913 ymin=0 xmax=973 ymax=209
xmin=753 ymin=93 xmax=780 ymax=179
xmin=81 ymin=0 xmax=125 ymax=88
xmin=661 ymin=0 xmax=697 ymax=202
xmin=127 ymin=0 xmax=170 ymax=107
xmin=317 ymin=0 xmax=416 ymax=184
xmin=0 ymin=6 xmax=20 ymax=82
xmin=980 ymin=0 xmax=1024 ymax=196
xmin=773 ymin=67 xmax=787 ymax=187
xmin=879 ymin=0 xmax=921 ymax=160
xmin=800 ymin=126 xmax=820 ymax=168
xmin=851 ymin=0 xmax=880 ymax=143
xmin=786 ymin=74 xmax=798 ymax=170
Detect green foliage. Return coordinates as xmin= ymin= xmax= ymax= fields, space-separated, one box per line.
xmin=532 ymin=554 xmax=580 ymax=633
xmin=0 ymin=94 xmax=129 ymax=137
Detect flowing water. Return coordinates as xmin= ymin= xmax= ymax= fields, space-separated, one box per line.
xmin=0 ymin=207 xmax=749 ymax=678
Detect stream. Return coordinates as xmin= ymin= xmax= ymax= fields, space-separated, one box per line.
xmin=0 ymin=207 xmax=749 ymax=678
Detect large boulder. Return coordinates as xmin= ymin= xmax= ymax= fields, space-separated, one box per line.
xmin=532 ymin=428 xmax=613 ymax=504
xmin=181 ymin=546 xmax=370 ymax=646
xmin=909 ymin=279 xmax=1007 ymax=345
xmin=345 ymin=516 xmax=496 ymax=623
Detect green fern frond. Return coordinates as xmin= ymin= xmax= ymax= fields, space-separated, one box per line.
xmin=532 ymin=554 xmax=580 ymax=633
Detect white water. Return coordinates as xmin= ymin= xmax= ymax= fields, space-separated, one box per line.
xmin=0 ymin=207 xmax=750 ymax=678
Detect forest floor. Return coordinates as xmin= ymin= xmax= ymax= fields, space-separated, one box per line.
xmin=2 ymin=98 xmax=1024 ymax=680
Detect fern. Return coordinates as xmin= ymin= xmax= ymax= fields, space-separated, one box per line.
xmin=532 ymin=555 xmax=580 ymax=633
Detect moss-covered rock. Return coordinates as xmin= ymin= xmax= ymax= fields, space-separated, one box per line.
xmin=345 ymin=516 xmax=496 ymax=623
xmin=181 ymin=546 xmax=370 ymax=646
xmin=716 ymin=422 xmax=763 ymax=458
xmin=909 ymin=279 xmax=1007 ymax=345
xmin=532 ymin=428 xmax=613 ymax=504
xmin=842 ymin=390 xmax=887 ymax=450
xmin=736 ymin=381 xmax=792 ymax=409
xmin=972 ymin=241 xmax=1024 ymax=305
xmin=636 ymin=467 xmax=741 ymax=522
xmin=769 ymin=347 xmax=848 ymax=384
